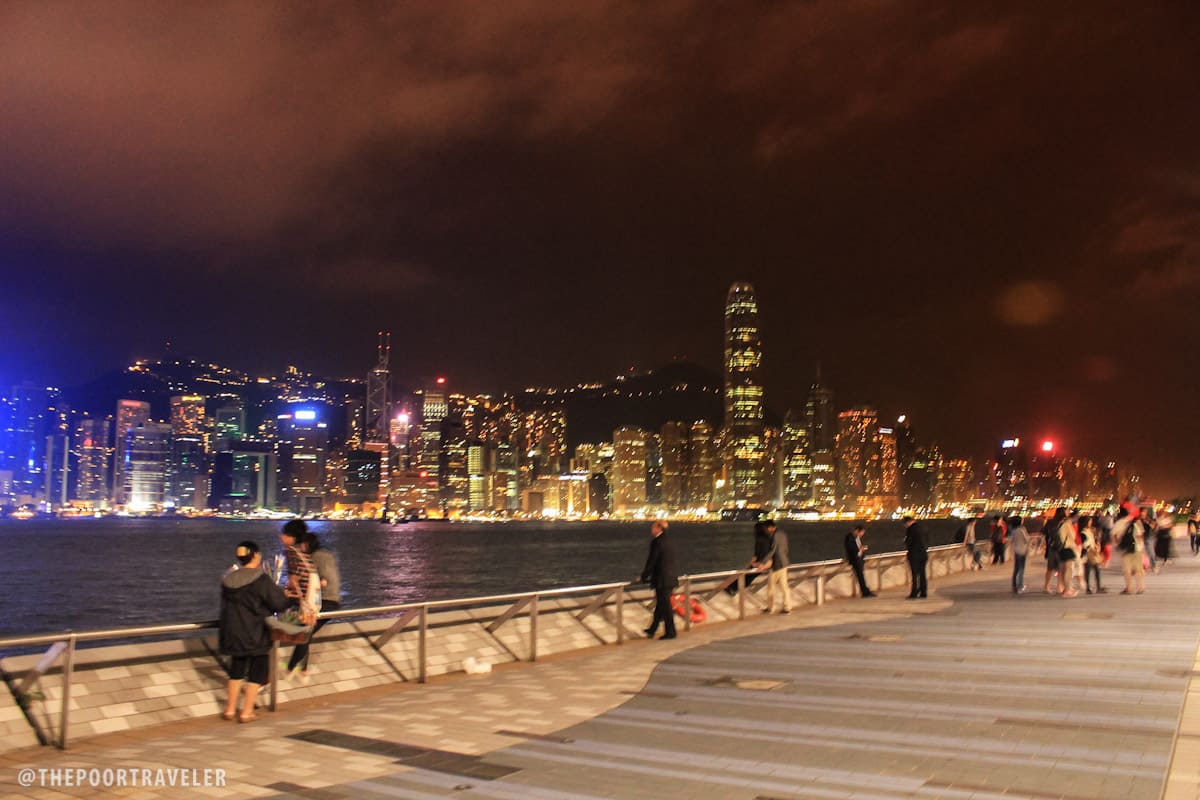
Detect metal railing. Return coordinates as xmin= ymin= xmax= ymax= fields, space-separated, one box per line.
xmin=0 ymin=542 xmax=972 ymax=749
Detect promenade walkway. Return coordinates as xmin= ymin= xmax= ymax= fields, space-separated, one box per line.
xmin=5 ymin=553 xmax=1200 ymax=800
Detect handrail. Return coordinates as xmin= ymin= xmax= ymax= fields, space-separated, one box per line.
xmin=0 ymin=545 xmax=967 ymax=650
xmin=0 ymin=543 xmax=972 ymax=750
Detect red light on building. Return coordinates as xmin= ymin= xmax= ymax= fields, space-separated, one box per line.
xmin=436 ymin=376 xmax=446 ymax=385
xmin=1041 ymin=440 xmax=1054 ymax=452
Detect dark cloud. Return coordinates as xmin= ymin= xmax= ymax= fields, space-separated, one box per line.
xmin=1 ymin=1 xmax=1199 ymax=493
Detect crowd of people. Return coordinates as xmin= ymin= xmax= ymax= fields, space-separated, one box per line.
xmin=957 ymin=503 xmax=1190 ymax=598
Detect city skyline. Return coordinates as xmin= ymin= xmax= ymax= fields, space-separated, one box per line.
xmin=1 ymin=4 xmax=1198 ymax=493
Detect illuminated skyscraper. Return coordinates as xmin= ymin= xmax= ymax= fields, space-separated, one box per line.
xmin=276 ymin=407 xmax=329 ymax=514
xmin=835 ymin=407 xmax=877 ymax=505
xmin=723 ymin=282 xmax=766 ymax=506
xmin=127 ymin=422 xmax=172 ymax=511
xmin=781 ymin=410 xmax=813 ymax=507
xmin=611 ymin=426 xmax=648 ymax=514
xmin=659 ymin=422 xmax=687 ymax=511
xmin=805 ymin=368 xmax=834 ymax=453
xmin=366 ymin=332 xmax=391 ymax=443
xmin=74 ymin=416 xmax=111 ymax=506
xmin=168 ymin=395 xmax=208 ymax=509
xmin=416 ymin=381 xmax=448 ymax=494
xmin=685 ymin=420 xmax=718 ymax=510
xmin=113 ymin=399 xmax=151 ymax=507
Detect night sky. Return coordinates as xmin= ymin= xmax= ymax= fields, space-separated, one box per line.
xmin=1 ymin=3 xmax=1198 ymax=494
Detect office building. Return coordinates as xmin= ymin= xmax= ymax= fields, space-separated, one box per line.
xmin=685 ymin=420 xmax=718 ymax=510
xmin=127 ymin=422 xmax=172 ymax=511
xmin=276 ymin=407 xmax=329 ymax=514
xmin=659 ymin=422 xmax=687 ymax=511
xmin=835 ymin=407 xmax=877 ymax=505
xmin=611 ymin=426 xmax=648 ymax=514
xmin=113 ymin=399 xmax=152 ymax=507
xmin=781 ymin=410 xmax=813 ymax=507
xmin=723 ymin=282 xmax=766 ymax=506
xmin=74 ymin=416 xmax=111 ymax=506
xmin=168 ymin=395 xmax=208 ymax=509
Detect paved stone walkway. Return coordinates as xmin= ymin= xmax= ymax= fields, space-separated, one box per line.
xmin=5 ymin=553 xmax=1200 ymax=800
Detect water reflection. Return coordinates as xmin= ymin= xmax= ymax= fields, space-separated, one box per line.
xmin=0 ymin=517 xmax=960 ymax=636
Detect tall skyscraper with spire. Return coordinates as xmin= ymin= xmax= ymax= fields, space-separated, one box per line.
xmin=723 ymin=282 xmax=766 ymax=506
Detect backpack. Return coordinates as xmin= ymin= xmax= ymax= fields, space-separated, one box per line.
xmin=1043 ymin=520 xmax=1061 ymax=553
xmin=1114 ymin=518 xmax=1137 ymax=553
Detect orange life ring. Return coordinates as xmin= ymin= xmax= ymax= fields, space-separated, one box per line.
xmin=670 ymin=594 xmax=707 ymax=623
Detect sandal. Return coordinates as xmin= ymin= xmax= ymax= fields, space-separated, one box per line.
xmin=238 ymin=713 xmax=259 ymax=724
xmin=221 ymin=711 xmax=236 ymax=721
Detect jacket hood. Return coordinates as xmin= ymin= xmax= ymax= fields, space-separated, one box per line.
xmin=222 ymin=566 xmax=268 ymax=590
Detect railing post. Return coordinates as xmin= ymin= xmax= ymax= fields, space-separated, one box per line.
xmin=418 ymin=605 xmax=428 ymax=684
xmin=616 ymin=586 xmax=625 ymax=645
xmin=269 ymin=640 xmax=278 ymax=712
xmin=815 ymin=574 xmax=825 ymax=606
xmin=529 ymin=594 xmax=539 ymax=662
xmin=683 ymin=577 xmax=693 ymax=633
xmin=58 ymin=634 xmax=75 ymax=749
xmin=737 ymin=571 xmax=745 ymax=620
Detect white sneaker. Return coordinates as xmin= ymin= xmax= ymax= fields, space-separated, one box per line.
xmin=296 ymin=670 xmax=311 ymax=686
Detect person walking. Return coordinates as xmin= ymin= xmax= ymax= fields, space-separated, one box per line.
xmin=640 ymin=520 xmax=679 ymax=639
xmin=220 ymin=540 xmax=290 ymax=723
xmin=1141 ymin=507 xmax=1158 ymax=573
xmin=844 ymin=524 xmax=876 ymax=598
xmin=285 ymin=531 xmax=342 ymax=682
xmin=761 ymin=521 xmax=794 ymax=613
xmin=1189 ymin=513 xmax=1200 ymax=556
xmin=903 ymin=517 xmax=928 ymax=599
xmin=1009 ymin=516 xmax=1029 ymax=594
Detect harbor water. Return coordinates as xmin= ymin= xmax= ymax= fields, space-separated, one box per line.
xmin=0 ymin=517 xmax=962 ymax=637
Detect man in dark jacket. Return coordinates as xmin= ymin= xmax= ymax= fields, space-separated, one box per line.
xmin=220 ymin=540 xmax=290 ymax=722
xmin=844 ymin=524 xmax=876 ymax=597
xmin=640 ymin=521 xmax=679 ymax=639
xmin=903 ymin=517 xmax=929 ymax=599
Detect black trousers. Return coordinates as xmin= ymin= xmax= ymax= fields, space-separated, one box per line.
xmin=850 ymin=560 xmax=870 ymax=596
xmin=287 ymin=600 xmax=341 ymax=671
xmin=648 ymin=584 xmax=677 ymax=637
xmin=907 ymin=557 xmax=928 ymax=597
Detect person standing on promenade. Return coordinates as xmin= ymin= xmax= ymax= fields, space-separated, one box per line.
xmin=1098 ymin=508 xmax=1115 ymax=567
xmin=1141 ymin=507 xmax=1158 ymax=573
xmin=989 ymin=514 xmax=1008 ymax=564
xmin=1009 ymin=516 xmax=1029 ymax=594
xmin=1155 ymin=508 xmax=1175 ymax=568
xmin=844 ymin=524 xmax=876 ymax=597
xmin=903 ymin=517 xmax=928 ymax=599
xmin=220 ymin=540 xmax=290 ymax=723
xmin=1042 ymin=507 xmax=1065 ymax=595
xmin=640 ymin=520 xmax=679 ymax=639
xmin=1114 ymin=507 xmax=1146 ymax=594
xmin=761 ymin=521 xmax=794 ymax=613
xmin=1189 ymin=513 xmax=1200 ymax=556
xmin=727 ymin=520 xmax=773 ymax=595
xmin=1056 ymin=510 xmax=1080 ymax=597
xmin=1081 ymin=516 xmax=1105 ymax=594
xmin=956 ymin=512 xmax=984 ymax=570
xmin=285 ymin=531 xmax=342 ymax=683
